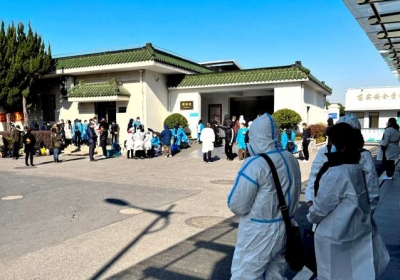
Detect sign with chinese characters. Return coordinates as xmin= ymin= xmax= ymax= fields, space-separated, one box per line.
xmin=346 ymin=88 xmax=400 ymax=111
xmin=180 ymin=101 xmax=193 ymax=110
xmin=356 ymin=92 xmax=399 ymax=101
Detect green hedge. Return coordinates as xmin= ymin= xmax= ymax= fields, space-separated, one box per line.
xmin=0 ymin=131 xmax=54 ymax=149
xmin=164 ymin=113 xmax=188 ymax=129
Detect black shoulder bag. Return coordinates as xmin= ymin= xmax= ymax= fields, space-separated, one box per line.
xmin=259 ymin=154 xmax=304 ymax=272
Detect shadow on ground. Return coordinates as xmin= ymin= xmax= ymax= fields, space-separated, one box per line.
xmin=90 ymin=199 xmax=181 ymax=280
xmin=106 ymin=217 xmax=239 ymax=280
xmin=104 ymin=205 xmax=311 ymax=280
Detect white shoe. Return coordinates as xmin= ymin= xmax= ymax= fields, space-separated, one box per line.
xmin=101 ymin=156 xmax=106 ymax=159
xmin=303 ymin=159 xmax=308 ymax=162
xmin=382 ymin=176 xmax=392 ymax=180
xmin=168 ymin=155 xmax=172 ymax=158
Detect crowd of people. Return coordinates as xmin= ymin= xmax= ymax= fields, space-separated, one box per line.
xmin=228 ymin=113 xmax=399 ymax=279
xmin=125 ymin=117 xmax=191 ymax=159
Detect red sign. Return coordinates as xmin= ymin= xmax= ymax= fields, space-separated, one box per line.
xmin=0 ymin=113 xmax=6 ymax=122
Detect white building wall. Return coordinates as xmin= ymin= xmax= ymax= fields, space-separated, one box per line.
xmin=303 ymin=84 xmax=329 ymax=125
xmin=346 ymin=87 xmax=400 ymax=129
xmin=144 ymin=70 xmax=169 ymax=132
xmin=170 ymin=91 xmax=201 ymax=138
xmin=54 ymin=71 xmax=143 ymax=142
xmin=378 ymin=110 xmax=398 ymax=128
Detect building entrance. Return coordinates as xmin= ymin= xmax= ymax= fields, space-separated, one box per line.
xmin=230 ymin=96 xmax=274 ymax=122
xmin=95 ymin=102 xmax=116 ymax=122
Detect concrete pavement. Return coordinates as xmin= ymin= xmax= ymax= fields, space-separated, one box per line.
xmin=0 ymin=143 xmax=397 ymax=279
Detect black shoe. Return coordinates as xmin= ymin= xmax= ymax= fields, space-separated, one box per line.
xmin=90 ymin=159 xmax=97 ymax=162
xmin=26 ymin=163 xmax=30 ymax=166
xmin=30 ymin=164 xmax=35 ymax=167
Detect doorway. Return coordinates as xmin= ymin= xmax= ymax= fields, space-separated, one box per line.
xmin=230 ymin=96 xmax=274 ymax=121
xmin=95 ymin=102 xmax=116 ymax=122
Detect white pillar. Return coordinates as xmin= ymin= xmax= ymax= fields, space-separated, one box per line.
xmin=328 ymin=104 xmax=340 ymax=123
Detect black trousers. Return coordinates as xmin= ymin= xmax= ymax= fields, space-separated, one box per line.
xmin=75 ymin=132 xmax=81 ymax=149
xmin=203 ymin=151 xmax=212 ymax=162
xmin=13 ymin=142 xmax=20 ymax=158
xmin=25 ymin=149 xmax=33 ymax=165
xmin=383 ymin=154 xmax=395 ymax=177
xmin=127 ymin=149 xmax=134 ymax=158
xmin=225 ymin=142 xmax=233 ymax=159
xmin=111 ymin=133 xmax=118 ymax=144
xmin=100 ymin=140 xmax=107 ymax=156
xmin=303 ymin=141 xmax=310 ymax=160
xmin=89 ymin=141 xmax=96 ymax=160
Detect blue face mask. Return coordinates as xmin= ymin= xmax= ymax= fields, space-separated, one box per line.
xmin=331 ymin=145 xmax=337 ymax=153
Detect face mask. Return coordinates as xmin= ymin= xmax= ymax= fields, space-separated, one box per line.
xmin=331 ymin=145 xmax=337 ymax=153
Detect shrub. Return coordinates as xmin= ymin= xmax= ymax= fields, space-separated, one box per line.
xmin=309 ymin=123 xmax=326 ymax=140
xmin=32 ymin=131 xmax=53 ymax=149
xmin=164 ymin=113 xmax=188 ymax=129
xmin=0 ymin=130 xmax=53 ymax=149
xmin=316 ymin=136 xmax=326 ymax=144
xmin=272 ymin=109 xmax=302 ymax=130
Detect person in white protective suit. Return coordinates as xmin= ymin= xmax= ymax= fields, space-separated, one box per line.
xmin=380 ymin=117 xmax=400 ymax=180
xmin=305 ymin=113 xmax=379 ymax=212
xmin=228 ymin=113 xmax=301 ymax=280
xmin=307 ymin=123 xmax=389 ymax=280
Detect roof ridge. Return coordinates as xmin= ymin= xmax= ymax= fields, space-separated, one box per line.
xmin=147 ymin=43 xmax=212 ymax=72
xmin=167 ymin=64 xmax=297 ymax=77
xmin=56 ymin=46 xmax=147 ymax=60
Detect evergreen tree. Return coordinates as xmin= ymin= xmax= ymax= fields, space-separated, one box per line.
xmin=0 ymin=21 xmax=52 ymax=127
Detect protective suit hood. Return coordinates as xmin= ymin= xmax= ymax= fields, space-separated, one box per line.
xmin=248 ymin=113 xmax=281 ymax=156
xmin=336 ymin=113 xmax=361 ymax=130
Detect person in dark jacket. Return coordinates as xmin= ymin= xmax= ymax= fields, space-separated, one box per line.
xmin=22 ymin=128 xmax=36 ymax=166
xmin=11 ymin=124 xmax=21 ymax=160
xmin=86 ymin=122 xmax=98 ymax=161
xmin=51 ymin=127 xmax=62 ymax=163
xmin=219 ymin=119 xmax=234 ymax=161
xmin=160 ymin=124 xmax=173 ymax=158
xmin=302 ymin=122 xmax=311 ymax=162
xmin=99 ymin=125 xmax=108 ymax=158
xmin=127 ymin=118 xmax=134 ymax=132
xmin=110 ymin=120 xmax=119 ymax=144
xmin=323 ymin=118 xmax=334 ymax=147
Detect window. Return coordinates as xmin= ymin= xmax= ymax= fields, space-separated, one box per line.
xmin=353 ymin=112 xmax=364 ymax=128
xmin=369 ymin=112 xmax=379 ymax=128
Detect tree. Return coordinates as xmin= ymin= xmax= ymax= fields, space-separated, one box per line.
xmin=272 ymin=108 xmax=302 ymax=130
xmin=0 ymin=21 xmax=52 ymax=128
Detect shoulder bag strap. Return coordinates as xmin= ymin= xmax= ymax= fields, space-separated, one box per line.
xmin=258 ymin=153 xmax=292 ymax=231
xmin=314 ymin=162 xmax=330 ymax=197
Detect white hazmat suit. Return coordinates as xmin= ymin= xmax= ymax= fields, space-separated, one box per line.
xmin=200 ymin=127 xmax=215 ymax=153
xmin=307 ymin=154 xmax=389 ymax=280
xmin=306 ymin=114 xmax=379 ymax=212
xmin=228 ymin=113 xmax=301 ymax=280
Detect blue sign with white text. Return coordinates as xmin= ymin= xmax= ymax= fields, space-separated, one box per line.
xmin=328 ymin=113 xmax=338 ymax=119
xmin=190 ymin=112 xmax=199 ymax=117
